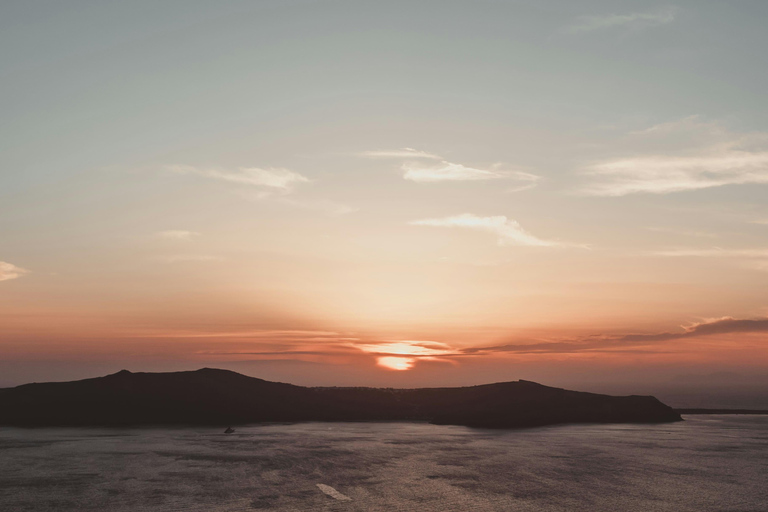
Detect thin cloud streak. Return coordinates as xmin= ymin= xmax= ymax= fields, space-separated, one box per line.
xmin=168 ymin=165 xmax=309 ymax=196
xmin=134 ymin=329 xmax=344 ymax=339
xmin=410 ymin=214 xmax=561 ymax=247
xmin=225 ymin=316 xmax=767 ymax=365
xmin=360 ymin=148 xmax=442 ymax=160
xmin=403 ymin=162 xmax=539 ymax=184
xmin=615 ymin=317 xmax=768 ymax=343
xmin=567 ymin=6 xmax=677 ymax=33
xmin=207 ymin=313 xmax=760 ymax=364
xmin=0 ymin=261 xmax=29 ymax=282
xmin=353 ymin=317 xmax=768 ymax=361
xmin=196 ymin=349 xmax=354 ymax=357
xmin=152 ymin=316 xmax=768 ymax=367
xmin=506 ymin=183 xmax=539 ymax=193
xmin=462 ymin=316 xmax=768 ymax=356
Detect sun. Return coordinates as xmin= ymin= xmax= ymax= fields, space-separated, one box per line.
xmin=376 ymin=357 xmax=415 ymax=371
xmin=354 ymin=340 xmax=455 ymax=371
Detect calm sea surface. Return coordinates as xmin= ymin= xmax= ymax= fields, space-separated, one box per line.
xmin=1 ymin=416 xmax=766 ymax=511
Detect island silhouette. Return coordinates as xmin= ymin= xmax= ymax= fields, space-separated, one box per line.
xmin=0 ymin=368 xmax=682 ymax=428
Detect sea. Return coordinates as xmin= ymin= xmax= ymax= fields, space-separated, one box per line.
xmin=1 ymin=415 xmax=766 ymax=511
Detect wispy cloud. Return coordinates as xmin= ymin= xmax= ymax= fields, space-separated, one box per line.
xmin=359 ymin=148 xmax=442 ymax=160
xmin=156 ymin=230 xmax=201 ymax=241
xmin=0 ymin=261 xmax=29 ymax=282
xmin=567 ymin=6 xmax=677 ymax=33
xmin=506 ymin=182 xmax=539 ymax=193
xmin=360 ymin=148 xmax=541 ymax=186
xmin=580 ymin=118 xmax=768 ymax=196
xmin=410 ymin=214 xmax=560 ymax=247
xmin=168 ymin=165 xmax=309 ymax=197
xmin=582 ymin=152 xmax=768 ymax=196
xmin=403 ymin=161 xmax=539 ymax=184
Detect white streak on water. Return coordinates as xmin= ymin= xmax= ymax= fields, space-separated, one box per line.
xmin=317 ymin=483 xmax=352 ymax=501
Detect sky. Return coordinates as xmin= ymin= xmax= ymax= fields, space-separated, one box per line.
xmin=2 ymin=1 xmax=768 ymax=403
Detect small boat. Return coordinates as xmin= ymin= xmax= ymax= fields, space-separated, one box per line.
xmin=224 ymin=427 xmax=235 ymax=434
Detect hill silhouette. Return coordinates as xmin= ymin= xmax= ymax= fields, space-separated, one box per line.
xmin=0 ymin=368 xmax=682 ymax=428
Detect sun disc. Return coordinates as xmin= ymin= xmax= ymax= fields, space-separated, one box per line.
xmin=377 ymin=356 xmax=415 ymax=371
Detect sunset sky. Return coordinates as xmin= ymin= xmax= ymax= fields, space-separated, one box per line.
xmin=2 ymin=1 xmax=768 ymax=399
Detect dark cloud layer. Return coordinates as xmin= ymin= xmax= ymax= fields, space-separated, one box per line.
xmin=460 ymin=317 xmax=768 ymax=356
xmin=617 ymin=317 xmax=768 ymax=343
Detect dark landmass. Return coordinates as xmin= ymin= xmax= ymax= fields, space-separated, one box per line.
xmin=676 ymin=408 xmax=768 ymax=415
xmin=0 ymin=368 xmax=682 ymax=429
